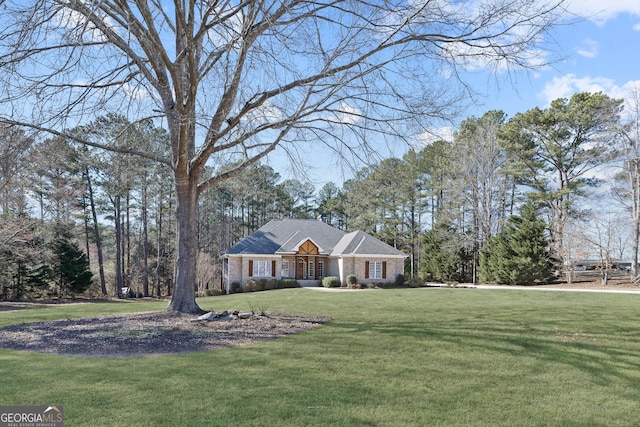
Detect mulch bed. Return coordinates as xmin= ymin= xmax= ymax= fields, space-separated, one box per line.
xmin=0 ymin=311 xmax=330 ymax=357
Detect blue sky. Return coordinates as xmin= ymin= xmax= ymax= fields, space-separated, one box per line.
xmin=479 ymin=2 xmax=640 ymax=119
xmin=269 ymin=1 xmax=640 ymax=190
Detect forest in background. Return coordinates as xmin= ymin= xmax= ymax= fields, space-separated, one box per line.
xmin=1 ymin=90 xmax=637 ymax=300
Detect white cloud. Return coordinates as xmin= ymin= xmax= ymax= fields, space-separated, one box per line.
xmin=123 ymin=81 xmax=151 ymax=101
xmin=246 ymin=100 xmax=283 ymax=123
xmin=540 ymin=74 xmax=616 ymax=104
xmin=539 ymin=74 xmax=640 ymax=119
xmin=413 ymin=126 xmax=454 ymax=147
xmin=576 ymin=39 xmax=599 ymax=58
xmin=565 ymin=0 xmax=640 ymax=25
xmin=334 ymin=102 xmax=362 ymax=125
xmin=55 ymin=8 xmax=115 ymax=43
xmin=634 ymin=23 xmax=640 ymax=31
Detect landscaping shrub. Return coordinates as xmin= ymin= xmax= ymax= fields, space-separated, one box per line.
xmin=406 ymin=277 xmax=425 ymax=288
xmin=257 ymin=279 xmax=269 ymax=291
xmin=378 ymin=281 xmax=397 ymax=289
xmin=244 ymin=279 xmax=259 ymax=292
xmin=230 ymin=282 xmax=242 ymax=294
xmin=346 ymin=274 xmax=358 ymax=288
xmin=263 ymin=279 xmax=277 ymax=290
xmin=205 ymin=289 xmax=225 ymax=296
xmin=277 ymin=279 xmax=299 ymax=289
xmin=322 ymin=276 xmax=341 ymax=288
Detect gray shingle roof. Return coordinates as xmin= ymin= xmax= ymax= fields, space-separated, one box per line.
xmin=223 ymin=219 xmax=406 ymax=257
xmin=332 ymin=230 xmax=406 ymax=256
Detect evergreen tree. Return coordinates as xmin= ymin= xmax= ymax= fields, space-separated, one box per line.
xmin=51 ymin=228 xmax=93 ymax=296
xmin=421 ymin=221 xmax=472 ymax=283
xmin=499 ymin=92 xmax=623 ymax=264
xmin=0 ymin=217 xmax=52 ymax=300
xmin=480 ymin=202 xmax=555 ymax=285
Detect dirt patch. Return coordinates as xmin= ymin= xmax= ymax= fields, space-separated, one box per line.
xmin=0 ymin=311 xmax=330 ymax=357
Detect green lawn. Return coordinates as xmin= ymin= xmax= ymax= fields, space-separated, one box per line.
xmin=1 ymin=288 xmax=640 ymax=426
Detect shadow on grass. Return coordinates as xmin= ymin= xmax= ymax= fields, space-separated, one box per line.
xmin=325 ymin=319 xmax=640 ymax=392
xmin=0 ymin=299 xmax=135 ymax=312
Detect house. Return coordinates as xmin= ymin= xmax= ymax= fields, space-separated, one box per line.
xmin=222 ymin=218 xmax=407 ymax=291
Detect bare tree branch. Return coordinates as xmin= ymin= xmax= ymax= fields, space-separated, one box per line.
xmin=0 ymin=0 xmax=569 ymax=312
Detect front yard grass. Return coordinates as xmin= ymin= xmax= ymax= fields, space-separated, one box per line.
xmin=1 ymin=288 xmax=640 ymax=426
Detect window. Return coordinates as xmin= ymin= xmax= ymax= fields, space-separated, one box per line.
xmin=252 ymin=260 xmax=271 ymax=277
xmin=369 ymin=261 xmax=382 ymax=279
xmin=281 ymin=260 xmax=290 ymax=278
xmin=318 ymin=260 xmax=324 ymax=278
xmin=366 ymin=261 xmax=386 ymax=279
xmin=309 ymin=261 xmax=314 ymax=279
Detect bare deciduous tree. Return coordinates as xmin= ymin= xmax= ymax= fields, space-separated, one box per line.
xmin=0 ymin=125 xmax=32 ymax=214
xmin=0 ymin=0 xmax=567 ymax=313
xmin=618 ymin=85 xmax=640 ymax=279
xmin=454 ymin=110 xmax=509 ymax=283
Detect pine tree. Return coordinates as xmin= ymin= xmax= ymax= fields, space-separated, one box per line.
xmin=480 ymin=202 xmax=555 ymax=285
xmin=51 ymin=228 xmax=93 ymax=297
xmin=421 ymin=221 xmax=471 ymax=283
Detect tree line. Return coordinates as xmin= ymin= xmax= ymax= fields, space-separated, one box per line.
xmin=0 ymin=0 xmax=570 ymax=311
xmin=0 ymin=90 xmax=634 ymax=300
xmin=317 ymin=91 xmax=632 ymax=286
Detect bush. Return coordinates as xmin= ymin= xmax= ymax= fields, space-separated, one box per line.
xmin=406 ymin=277 xmax=424 ymax=288
xmin=230 ymin=282 xmax=242 ymax=294
xmin=377 ymin=281 xmax=397 ymax=289
xmin=277 ymin=279 xmax=299 ymax=289
xmin=367 ymin=283 xmax=376 ymax=289
xmin=322 ymin=276 xmax=341 ymax=288
xmin=205 ymin=289 xmax=225 ymax=296
xmin=244 ymin=279 xmax=259 ymax=292
xmin=263 ymin=279 xmax=277 ymax=290
xmin=394 ymin=274 xmax=406 ymax=287
xmin=257 ymin=279 xmax=269 ymax=291
xmin=346 ymin=274 xmax=358 ymax=287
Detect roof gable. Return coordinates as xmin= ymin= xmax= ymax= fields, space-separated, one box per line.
xmin=295 ymin=239 xmax=320 ymax=255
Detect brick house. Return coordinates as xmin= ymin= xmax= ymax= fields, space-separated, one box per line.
xmin=221 ymin=218 xmax=407 ymax=291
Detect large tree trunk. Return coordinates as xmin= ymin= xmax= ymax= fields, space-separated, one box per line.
xmin=155 ymin=184 xmax=163 ymax=297
xmin=142 ymin=179 xmax=149 ymax=297
xmin=113 ymin=195 xmax=123 ymax=297
xmin=168 ymin=174 xmax=205 ymax=314
xmin=85 ymin=167 xmax=107 ymax=295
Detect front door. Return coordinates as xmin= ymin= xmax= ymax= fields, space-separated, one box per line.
xmin=296 ymin=257 xmax=306 ymax=280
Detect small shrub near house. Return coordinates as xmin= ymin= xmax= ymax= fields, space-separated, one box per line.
xmin=322 ymin=276 xmax=341 ymax=288
xmin=230 ymin=282 xmax=242 ymax=294
xmin=244 ymin=279 xmax=260 ymax=292
xmin=262 ymin=279 xmax=277 ymax=290
xmin=346 ymin=274 xmax=358 ymax=288
xmin=235 ymin=279 xmax=299 ymax=293
xmin=256 ymin=279 xmax=269 ymax=291
xmin=277 ymin=279 xmax=299 ymax=289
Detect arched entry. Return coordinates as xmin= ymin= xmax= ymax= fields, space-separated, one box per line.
xmin=295 ymin=239 xmax=320 ymax=280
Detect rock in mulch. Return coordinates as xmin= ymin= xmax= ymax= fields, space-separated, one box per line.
xmin=195 ymin=309 xmax=255 ymax=322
